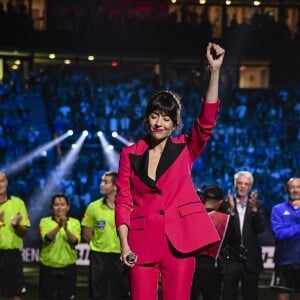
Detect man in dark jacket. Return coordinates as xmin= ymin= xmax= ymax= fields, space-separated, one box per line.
xmin=221 ymin=171 xmax=266 ymax=300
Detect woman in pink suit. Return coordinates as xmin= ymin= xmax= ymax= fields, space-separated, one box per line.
xmin=115 ymin=42 xmax=225 ymax=300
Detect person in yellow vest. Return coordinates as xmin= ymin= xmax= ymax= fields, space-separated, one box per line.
xmin=39 ymin=193 xmax=81 ymax=300
xmin=81 ymin=171 xmax=129 ymax=300
xmin=0 ymin=171 xmax=30 ymax=300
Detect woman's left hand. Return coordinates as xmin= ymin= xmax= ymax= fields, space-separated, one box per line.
xmin=206 ymin=42 xmax=225 ymax=70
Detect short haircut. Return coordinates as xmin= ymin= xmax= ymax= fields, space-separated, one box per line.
xmin=234 ymin=171 xmax=254 ymax=186
xmin=0 ymin=171 xmax=7 ymax=179
xmin=51 ymin=193 xmax=69 ymax=206
xmin=103 ymin=171 xmax=118 ymax=184
xmin=285 ymin=177 xmax=300 ymax=192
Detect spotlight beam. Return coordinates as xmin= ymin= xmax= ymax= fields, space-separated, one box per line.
xmin=27 ymin=132 xmax=87 ymax=225
xmin=98 ymin=133 xmax=119 ymax=171
xmin=112 ymin=132 xmax=134 ymax=146
xmin=4 ymin=131 xmax=73 ymax=177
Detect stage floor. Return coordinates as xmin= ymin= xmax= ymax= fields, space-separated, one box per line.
xmin=0 ymin=264 xmax=276 ymax=300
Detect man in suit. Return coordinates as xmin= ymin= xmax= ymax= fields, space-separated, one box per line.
xmin=221 ymin=170 xmax=267 ymax=300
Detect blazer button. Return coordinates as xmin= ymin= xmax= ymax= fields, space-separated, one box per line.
xmin=159 ymin=210 xmax=165 ymax=215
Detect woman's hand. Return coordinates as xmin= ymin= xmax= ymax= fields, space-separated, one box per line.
xmin=121 ymin=247 xmax=137 ymax=268
xmin=206 ymin=42 xmax=225 ymax=70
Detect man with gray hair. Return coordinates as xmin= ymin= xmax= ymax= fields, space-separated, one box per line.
xmin=222 ymin=170 xmax=267 ymax=300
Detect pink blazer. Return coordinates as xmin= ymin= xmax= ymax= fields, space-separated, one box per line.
xmin=115 ymin=100 xmax=221 ymax=264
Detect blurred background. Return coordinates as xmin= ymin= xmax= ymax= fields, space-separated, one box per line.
xmin=0 ymin=0 xmax=300 ymax=250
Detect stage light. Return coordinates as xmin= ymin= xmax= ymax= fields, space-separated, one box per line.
xmin=67 ymin=130 xmax=74 ymax=136
xmin=27 ymin=131 xmax=89 ymax=225
xmin=4 ymin=130 xmax=73 ymax=177
xmin=82 ymin=130 xmax=89 ymax=137
xmin=97 ymin=132 xmax=120 ymax=171
xmin=40 ymin=150 xmax=47 ymax=157
xmin=97 ymin=131 xmax=103 ymax=137
xmin=112 ymin=132 xmax=134 ymax=146
xmin=111 ymin=61 xmax=119 ymax=67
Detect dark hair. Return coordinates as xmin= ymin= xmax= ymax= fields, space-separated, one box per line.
xmin=51 ymin=193 xmax=69 ymax=207
xmin=198 ymin=184 xmax=224 ymax=202
xmin=103 ymin=171 xmax=118 ymax=184
xmin=145 ymin=90 xmax=182 ymax=128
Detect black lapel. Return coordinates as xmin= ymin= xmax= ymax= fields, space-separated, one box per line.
xmin=156 ymin=137 xmax=185 ymax=180
xmin=130 ymin=151 xmax=156 ymax=188
xmin=129 ymin=136 xmax=186 ymax=188
xmin=234 ymin=198 xmax=242 ymax=238
xmin=244 ymin=198 xmax=251 ymax=226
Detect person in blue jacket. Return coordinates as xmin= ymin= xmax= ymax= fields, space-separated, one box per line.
xmin=270 ymin=177 xmax=300 ymax=300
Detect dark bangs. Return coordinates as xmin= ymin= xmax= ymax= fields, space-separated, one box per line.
xmin=145 ymin=91 xmax=181 ymax=127
xmin=51 ymin=193 xmax=69 ymax=206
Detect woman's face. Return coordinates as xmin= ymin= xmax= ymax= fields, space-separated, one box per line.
xmin=52 ymin=197 xmax=69 ymax=218
xmin=147 ymin=110 xmax=175 ymax=141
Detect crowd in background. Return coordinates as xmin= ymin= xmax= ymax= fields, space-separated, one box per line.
xmin=1 ymin=63 xmax=299 ymax=223
xmin=0 ymin=71 xmax=40 ymax=197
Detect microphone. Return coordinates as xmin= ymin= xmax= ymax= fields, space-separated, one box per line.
xmin=126 ymin=252 xmax=137 ymax=264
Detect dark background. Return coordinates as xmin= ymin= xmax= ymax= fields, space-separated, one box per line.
xmin=0 ymin=0 xmax=299 ymax=248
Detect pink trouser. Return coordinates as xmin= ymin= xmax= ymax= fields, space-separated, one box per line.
xmin=128 ymin=237 xmax=195 ymax=300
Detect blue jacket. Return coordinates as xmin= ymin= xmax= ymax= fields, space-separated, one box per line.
xmin=271 ymin=201 xmax=300 ymax=266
